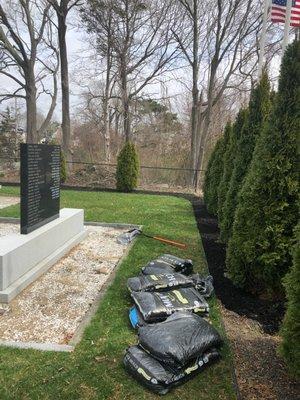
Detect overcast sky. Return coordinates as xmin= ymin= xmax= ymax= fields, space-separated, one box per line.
xmin=0 ymin=5 xmax=287 ymax=126
xmin=0 ymin=20 xmax=189 ymax=125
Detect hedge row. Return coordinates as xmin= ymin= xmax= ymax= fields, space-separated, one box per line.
xmin=227 ymin=41 xmax=299 ymax=293
xmin=279 ymin=222 xmax=300 ymax=378
xmin=204 ymin=42 xmax=299 ymax=293
xmin=218 ymin=108 xmax=248 ymax=242
xmin=203 ymin=123 xmax=231 ymax=215
xmin=203 ymin=40 xmax=300 ymax=376
xmin=220 ymin=72 xmax=271 ymax=242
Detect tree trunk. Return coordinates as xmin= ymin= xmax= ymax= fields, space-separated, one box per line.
xmin=190 ymin=0 xmax=199 ymax=186
xmin=194 ymin=61 xmax=217 ymax=188
xmin=115 ymin=109 xmax=120 ymax=136
xmin=194 ymin=114 xmax=209 ymax=188
xmin=103 ymin=100 xmax=111 ymax=163
xmin=25 ymin=67 xmax=37 ymax=143
xmin=57 ymin=11 xmax=72 ymax=168
xmin=123 ymin=99 xmax=131 ymax=141
xmin=190 ymin=72 xmax=199 ymax=183
xmin=121 ymin=61 xmax=131 ymax=141
xmin=103 ymin=27 xmax=112 ymax=162
xmin=38 ymin=74 xmax=58 ymax=139
xmin=103 ymin=96 xmax=110 ymax=162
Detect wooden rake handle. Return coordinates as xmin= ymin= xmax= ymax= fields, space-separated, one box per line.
xmin=152 ymin=236 xmax=187 ymax=249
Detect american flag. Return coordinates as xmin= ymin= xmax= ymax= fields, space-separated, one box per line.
xmin=271 ymin=0 xmax=300 ymax=27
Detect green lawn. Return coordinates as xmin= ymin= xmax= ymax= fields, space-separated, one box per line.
xmin=0 ymin=186 xmax=236 ymax=400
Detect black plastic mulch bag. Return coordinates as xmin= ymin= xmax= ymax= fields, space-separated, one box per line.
xmin=142 ymin=254 xmax=193 ymax=276
xmin=128 ymin=273 xmax=214 ymax=298
xmin=141 ymin=260 xmax=177 ymax=275
xmin=191 ymin=274 xmax=214 ymax=298
xmin=131 ymin=287 xmax=209 ymax=323
xmin=138 ymin=311 xmax=222 ymax=369
xmin=127 ymin=273 xmax=194 ymax=293
xmin=158 ymin=254 xmax=193 ymax=274
xmin=123 ymin=345 xmax=220 ymax=395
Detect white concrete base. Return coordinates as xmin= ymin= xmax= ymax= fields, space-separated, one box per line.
xmin=0 ymin=208 xmax=86 ymax=303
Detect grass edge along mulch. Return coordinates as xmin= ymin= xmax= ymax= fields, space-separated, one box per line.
xmin=0 ymin=187 xmax=237 ymax=400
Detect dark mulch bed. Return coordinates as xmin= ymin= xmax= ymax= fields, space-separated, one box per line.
xmin=192 ymin=197 xmax=300 ymax=400
xmin=191 ymin=198 xmax=285 ymax=335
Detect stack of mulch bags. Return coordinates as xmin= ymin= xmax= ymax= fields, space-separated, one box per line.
xmin=123 ymin=254 xmax=223 ymax=395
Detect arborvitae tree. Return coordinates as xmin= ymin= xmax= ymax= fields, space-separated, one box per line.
xmin=279 ymin=222 xmax=300 ymax=378
xmin=226 ymin=40 xmax=300 ymax=293
xmin=203 ymin=137 xmax=223 ymax=213
xmin=218 ymin=108 xmax=248 ymax=241
xmin=203 ymin=123 xmax=232 ymax=215
xmin=221 ymin=72 xmax=271 ymax=242
xmin=116 ymin=141 xmax=139 ymax=192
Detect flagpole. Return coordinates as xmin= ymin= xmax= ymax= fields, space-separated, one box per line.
xmin=282 ymin=0 xmax=293 ymax=52
xmin=258 ymin=0 xmax=271 ymax=79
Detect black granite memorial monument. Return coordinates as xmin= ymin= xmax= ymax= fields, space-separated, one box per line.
xmin=20 ymin=143 xmax=61 ymax=234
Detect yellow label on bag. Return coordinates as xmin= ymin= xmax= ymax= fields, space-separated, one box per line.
xmin=150 ymin=275 xmax=158 ymax=281
xmin=155 ymin=284 xmax=167 ymax=289
xmin=185 ymin=364 xmax=198 ymax=374
xmin=137 ymin=368 xmax=151 ymax=381
xmin=173 ymin=290 xmax=188 ymax=304
xmin=194 ymin=307 xmax=205 ymax=313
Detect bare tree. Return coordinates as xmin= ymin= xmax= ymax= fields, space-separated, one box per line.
xmin=80 ymin=3 xmax=115 ymax=161
xmin=0 ymin=0 xmax=58 ymax=143
xmin=102 ymin=14 xmax=113 ymax=162
xmin=174 ymin=0 xmax=280 ymax=187
xmin=82 ymin=0 xmax=180 ymax=142
xmin=48 ymin=0 xmax=81 ymax=165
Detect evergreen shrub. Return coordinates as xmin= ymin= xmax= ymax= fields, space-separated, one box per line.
xmin=116 ymin=141 xmax=139 ymax=192
xmin=226 ymin=41 xmax=300 ymax=292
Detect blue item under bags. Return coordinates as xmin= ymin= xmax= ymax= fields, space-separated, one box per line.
xmin=129 ymin=306 xmax=139 ymax=328
xmin=129 ymin=305 xmax=147 ymax=328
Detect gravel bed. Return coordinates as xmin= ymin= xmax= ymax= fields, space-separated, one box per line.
xmin=0 ymin=222 xmax=19 ymax=237
xmin=0 ymin=224 xmax=129 ymax=345
xmin=0 ymin=196 xmax=19 ymax=209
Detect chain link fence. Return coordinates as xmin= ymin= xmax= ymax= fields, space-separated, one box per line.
xmin=0 ymin=156 xmax=205 ymax=193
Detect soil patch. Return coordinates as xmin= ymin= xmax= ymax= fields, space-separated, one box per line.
xmin=222 ymin=305 xmax=300 ymax=400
